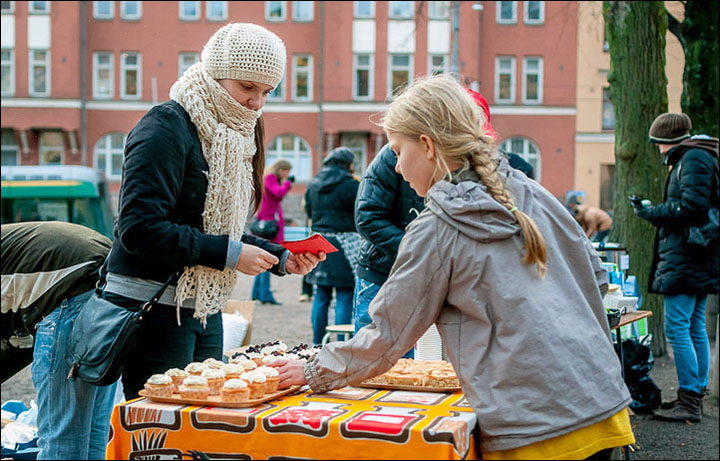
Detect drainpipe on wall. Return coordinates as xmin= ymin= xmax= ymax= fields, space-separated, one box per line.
xmin=80 ymin=1 xmax=88 ymax=166
xmin=315 ymin=1 xmax=326 ymax=173
xmin=450 ymin=1 xmax=460 ymax=80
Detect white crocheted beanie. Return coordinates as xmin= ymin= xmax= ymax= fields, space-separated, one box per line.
xmin=202 ymin=23 xmax=286 ymax=89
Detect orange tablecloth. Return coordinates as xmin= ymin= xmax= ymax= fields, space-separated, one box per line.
xmin=106 ymin=386 xmax=478 ymax=460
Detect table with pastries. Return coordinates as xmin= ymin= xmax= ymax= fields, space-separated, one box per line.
xmin=106 ymin=385 xmax=478 ymax=460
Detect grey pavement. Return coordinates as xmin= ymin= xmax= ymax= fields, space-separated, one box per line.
xmin=2 ymin=272 xmax=718 ymax=459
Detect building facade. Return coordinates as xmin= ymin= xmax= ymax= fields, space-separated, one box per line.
xmin=2 ymin=0 xmax=578 ymax=218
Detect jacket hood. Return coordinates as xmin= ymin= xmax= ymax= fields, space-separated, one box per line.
xmin=313 ymin=165 xmax=353 ymax=193
xmin=665 ymin=135 xmax=719 ymax=165
xmin=425 ymin=158 xmax=529 ymax=242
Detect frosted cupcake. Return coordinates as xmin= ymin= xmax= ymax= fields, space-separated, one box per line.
xmin=203 ymin=357 xmax=225 ymax=369
xmin=220 ymin=378 xmax=250 ymax=402
xmin=178 ymin=375 xmax=210 ymax=400
xmin=221 ymin=363 xmax=245 ymax=380
xmin=144 ymin=374 xmax=174 ymax=397
xmin=240 ymin=370 xmax=267 ymax=399
xmin=201 ymin=368 xmax=226 ymax=396
xmin=257 ymin=366 xmax=280 ymax=393
xmin=236 ymin=358 xmax=257 ymax=372
xmin=184 ymin=362 xmax=207 ymax=376
xmin=245 ymin=351 xmax=265 ymax=366
xmin=165 ymin=368 xmax=190 ymax=393
xmin=261 ymin=355 xmax=285 ymax=365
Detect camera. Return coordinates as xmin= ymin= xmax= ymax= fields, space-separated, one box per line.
xmin=288 ymin=175 xmax=295 ymax=183
xmin=628 ymin=194 xmax=644 ymax=207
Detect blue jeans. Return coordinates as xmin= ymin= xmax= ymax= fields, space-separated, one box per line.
xmin=251 ymin=271 xmax=277 ymax=303
xmin=664 ymin=294 xmax=710 ymax=394
xmin=311 ymin=285 xmax=353 ymax=345
xmin=31 ymin=290 xmax=118 ymax=460
xmin=352 ymin=276 xmax=414 ymax=359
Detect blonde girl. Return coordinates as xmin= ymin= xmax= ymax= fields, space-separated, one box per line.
xmin=272 ymin=75 xmax=634 ymax=459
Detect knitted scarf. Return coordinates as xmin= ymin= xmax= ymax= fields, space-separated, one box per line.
xmin=169 ymin=62 xmax=260 ymax=325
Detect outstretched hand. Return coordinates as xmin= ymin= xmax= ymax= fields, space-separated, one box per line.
xmin=285 ymin=251 xmax=326 ymax=275
xmin=267 ymin=358 xmax=308 ymax=389
xmin=236 ymin=244 xmax=279 ymax=275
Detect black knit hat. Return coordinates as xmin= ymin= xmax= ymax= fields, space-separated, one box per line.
xmin=323 ymin=147 xmax=355 ymax=167
xmin=648 ymin=113 xmax=692 ymax=144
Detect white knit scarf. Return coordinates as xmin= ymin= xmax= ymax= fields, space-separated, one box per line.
xmin=169 ymin=62 xmax=259 ymax=325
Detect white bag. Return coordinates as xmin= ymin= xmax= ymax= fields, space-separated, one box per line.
xmin=222 ymin=312 xmax=249 ymax=354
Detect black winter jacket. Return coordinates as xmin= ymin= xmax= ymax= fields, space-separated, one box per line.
xmin=647 ymin=137 xmax=719 ymax=294
xmin=107 ymin=100 xmax=286 ymax=283
xmin=355 ymin=145 xmax=426 ymax=284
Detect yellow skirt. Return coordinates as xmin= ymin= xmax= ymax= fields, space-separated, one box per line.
xmin=483 ymin=408 xmax=635 ymax=460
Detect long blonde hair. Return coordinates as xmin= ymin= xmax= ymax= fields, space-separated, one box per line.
xmin=265 ymin=159 xmax=292 ymax=178
xmin=382 ymin=75 xmax=547 ymax=276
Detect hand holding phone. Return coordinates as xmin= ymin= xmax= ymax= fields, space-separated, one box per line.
xmin=628 ymin=194 xmax=644 ymax=207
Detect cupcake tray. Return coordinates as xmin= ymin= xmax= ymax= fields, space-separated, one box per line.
xmin=138 ymin=385 xmax=301 ymax=408
xmin=357 ymin=382 xmax=461 ymax=393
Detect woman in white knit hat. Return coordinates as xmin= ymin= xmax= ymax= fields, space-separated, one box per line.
xmin=101 ymin=23 xmax=325 ymax=400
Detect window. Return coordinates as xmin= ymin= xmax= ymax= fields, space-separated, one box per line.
xmin=120 ymin=1 xmax=141 ymax=20
xmin=389 ymin=1 xmax=413 ymax=19
xmin=340 ymin=133 xmax=367 ymax=175
xmin=354 ymin=1 xmax=374 ymax=18
xmin=429 ymin=54 xmax=448 ymax=75
xmin=353 ymin=54 xmax=373 ymax=100
xmin=29 ymin=49 xmax=50 ymax=96
xmin=496 ymin=1 xmax=516 ymax=24
xmin=39 ymin=131 xmax=64 ymax=165
xmin=93 ymin=52 xmax=113 ymax=99
xmin=522 ymin=56 xmax=542 ymax=104
xmin=179 ymin=1 xmax=200 ymax=20
xmin=292 ymin=54 xmax=312 ymax=101
xmin=28 ymin=1 xmax=49 ymax=13
xmin=267 ymin=135 xmax=312 ymax=181
xmin=120 ymin=52 xmax=140 ymax=99
xmin=266 ymin=1 xmax=286 ymax=21
xmin=495 ymin=56 xmax=515 ymax=103
xmin=501 ymin=136 xmax=540 ymax=180
xmin=1 ymin=49 xmax=14 ymax=96
xmin=292 ymin=1 xmax=313 ymax=21
xmin=1 ymin=129 xmax=18 ymax=166
xmin=93 ymin=1 xmax=114 ymax=19
xmin=524 ymin=1 xmax=544 ymax=24
xmin=388 ymin=54 xmax=412 ymax=98
xmin=94 ymin=133 xmax=126 ymax=179
xmin=267 ymin=77 xmax=285 ymax=102
xmin=178 ymin=52 xmax=198 ymax=78
xmin=206 ymin=1 xmax=227 ymax=21
xmin=602 ymin=87 xmax=615 ymax=131
xmin=428 ymin=1 xmax=449 ymax=19
xmin=1 ymin=2 xmax=15 ymax=13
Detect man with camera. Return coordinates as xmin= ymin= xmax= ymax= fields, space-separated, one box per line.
xmin=630 ymin=113 xmax=719 ymax=423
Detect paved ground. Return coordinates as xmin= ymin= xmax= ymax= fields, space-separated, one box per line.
xmin=2 ymin=272 xmax=718 ymax=459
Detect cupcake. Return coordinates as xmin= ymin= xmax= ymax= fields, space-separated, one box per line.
xmin=203 ymin=357 xmax=225 ymax=369
xmin=245 ymin=351 xmax=265 ymax=366
xmin=201 ymin=368 xmax=226 ymax=396
xmin=220 ymin=378 xmax=251 ymax=402
xmin=165 ymin=368 xmax=190 ymax=393
xmin=221 ymin=363 xmax=245 ymax=380
xmin=184 ymin=362 xmax=207 ymax=376
xmin=257 ymin=366 xmax=280 ymax=393
xmin=240 ymin=370 xmax=267 ymax=399
xmin=178 ymin=375 xmax=210 ymax=400
xmin=261 ymin=355 xmax=285 ymax=365
xmin=144 ymin=374 xmax=174 ymax=397
xmin=237 ymin=358 xmax=257 ymax=372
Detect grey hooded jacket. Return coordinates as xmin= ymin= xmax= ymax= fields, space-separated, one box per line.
xmin=305 ymin=158 xmax=632 ymax=452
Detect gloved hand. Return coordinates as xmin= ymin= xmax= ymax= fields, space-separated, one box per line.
xmin=632 ymin=200 xmax=653 ymax=221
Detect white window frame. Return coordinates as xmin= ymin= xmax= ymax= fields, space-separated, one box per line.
xmin=1 ymin=49 xmax=14 ymax=97
xmin=39 ymin=131 xmax=65 ymax=166
xmin=494 ymin=56 xmax=515 ymax=104
xmin=602 ymin=87 xmax=615 ymax=131
xmin=387 ymin=54 xmax=413 ymax=99
xmin=265 ymin=1 xmax=287 ymax=22
xmin=501 ymin=136 xmax=541 ymax=180
xmin=267 ymin=134 xmax=313 ymax=181
xmin=428 ymin=1 xmax=449 ymax=19
xmin=28 ymin=1 xmax=50 ymax=14
xmin=179 ymin=1 xmax=200 ymax=21
xmin=1 ymin=129 xmax=19 ymax=166
xmin=206 ymin=1 xmax=227 ymax=21
xmin=292 ymin=1 xmax=313 ymax=22
xmin=496 ymin=1 xmax=517 ymax=24
xmin=291 ymin=54 xmax=313 ymax=101
xmin=92 ymin=51 xmax=114 ymax=99
xmin=94 ymin=132 xmax=126 ymax=180
xmin=389 ymin=1 xmax=414 ymax=19
xmin=352 ymin=53 xmax=374 ymax=101
xmin=353 ymin=1 xmax=374 ymax=18
xmin=267 ymin=76 xmax=285 ymax=102
xmin=1 ymin=2 xmax=15 ymax=13
xmin=29 ymin=49 xmax=50 ymax=97
xmin=120 ymin=1 xmax=141 ymax=20
xmin=120 ymin=51 xmax=141 ymax=100
xmin=428 ymin=53 xmax=448 ymax=76
xmin=178 ymin=52 xmax=198 ymax=78
xmin=523 ymin=1 xmax=544 ymax=24
xmin=521 ymin=56 xmax=543 ymax=104
xmin=93 ymin=1 xmax=115 ymax=19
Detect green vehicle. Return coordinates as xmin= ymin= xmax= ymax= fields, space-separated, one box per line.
xmin=1 ymin=165 xmax=114 ymax=238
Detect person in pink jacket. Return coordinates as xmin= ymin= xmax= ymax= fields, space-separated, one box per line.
xmin=251 ymin=159 xmax=293 ymax=304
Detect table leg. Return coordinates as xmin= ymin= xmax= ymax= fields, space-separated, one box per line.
xmin=614 ymin=327 xmax=631 ymax=461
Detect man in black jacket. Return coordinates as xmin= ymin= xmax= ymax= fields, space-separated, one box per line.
xmin=632 ymin=113 xmax=719 ymax=423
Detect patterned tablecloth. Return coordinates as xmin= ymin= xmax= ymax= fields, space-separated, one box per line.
xmin=106 ymin=386 xmax=478 ymax=460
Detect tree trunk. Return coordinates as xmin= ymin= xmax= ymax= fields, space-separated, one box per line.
xmin=603 ymin=1 xmax=669 ymax=356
